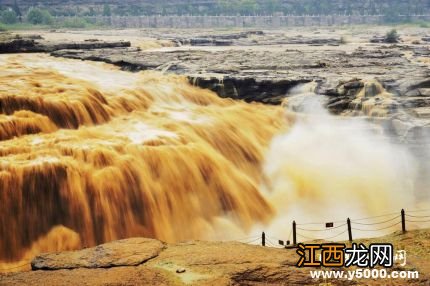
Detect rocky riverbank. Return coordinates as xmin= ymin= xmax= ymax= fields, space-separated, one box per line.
xmin=2 ymin=27 xmax=429 ymax=150
xmin=46 ymin=31 xmax=430 ymax=147
xmin=1 ymin=28 xmax=429 ymax=150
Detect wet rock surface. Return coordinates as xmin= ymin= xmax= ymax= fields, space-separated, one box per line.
xmin=0 ymin=33 xmax=130 ymax=53
xmin=44 ymin=29 xmax=430 ymax=195
xmin=1 ymin=29 xmax=429 ymax=145
xmin=3 ymin=29 xmax=429 ymax=117
xmin=140 ymin=29 xmax=341 ymax=47
xmin=41 ymin=28 xmax=430 ymax=150
xmin=50 ymin=44 xmax=429 ymax=108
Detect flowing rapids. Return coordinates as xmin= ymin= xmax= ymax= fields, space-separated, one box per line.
xmin=0 ymin=54 xmax=427 ymax=272
xmin=0 ymin=54 xmax=286 ymax=267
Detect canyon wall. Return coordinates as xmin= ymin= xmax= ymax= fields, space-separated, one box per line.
xmin=57 ymin=15 xmax=430 ymax=28
xmin=1 ymin=0 xmax=430 ymax=16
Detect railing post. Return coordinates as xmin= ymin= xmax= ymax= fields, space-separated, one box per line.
xmin=293 ymin=220 xmax=297 ymax=245
xmin=347 ymin=218 xmax=352 ymax=242
xmin=401 ymin=209 xmax=406 ymax=233
xmin=262 ymin=231 xmax=265 ymax=246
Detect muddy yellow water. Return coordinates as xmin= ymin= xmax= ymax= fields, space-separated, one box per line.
xmin=0 ymin=54 xmax=286 ymax=269
xmin=1 ymin=53 xmax=427 ymax=273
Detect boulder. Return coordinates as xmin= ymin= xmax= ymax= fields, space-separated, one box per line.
xmin=31 ymin=238 xmax=165 ymax=270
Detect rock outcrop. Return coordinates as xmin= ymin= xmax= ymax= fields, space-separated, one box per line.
xmin=31 ymin=238 xmax=165 ymax=270
xmin=2 ymin=29 xmax=429 ymax=143
xmin=50 ymin=43 xmax=429 ymax=109
xmin=2 ymin=229 xmax=430 ymax=285
xmin=0 ymin=33 xmax=130 ymax=53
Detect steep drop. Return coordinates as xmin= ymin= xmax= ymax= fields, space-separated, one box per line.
xmin=0 ymin=54 xmax=286 ymax=266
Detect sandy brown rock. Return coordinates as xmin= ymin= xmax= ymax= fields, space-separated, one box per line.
xmin=3 ymin=230 xmax=430 ymax=285
xmin=0 ymin=265 xmax=177 ymax=286
xmin=146 ymin=241 xmax=313 ymax=285
xmin=31 ymin=238 xmax=165 ymax=270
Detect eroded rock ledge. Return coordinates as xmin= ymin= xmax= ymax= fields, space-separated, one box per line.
xmin=49 ymin=44 xmax=430 ymax=109
xmin=31 ymin=238 xmax=165 ymax=270
xmin=0 ymin=33 xmax=130 ymax=53
xmin=2 ymin=230 xmax=430 ymax=285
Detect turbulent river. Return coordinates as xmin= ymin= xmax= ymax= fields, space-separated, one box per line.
xmin=0 ymin=54 xmax=427 ymax=271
